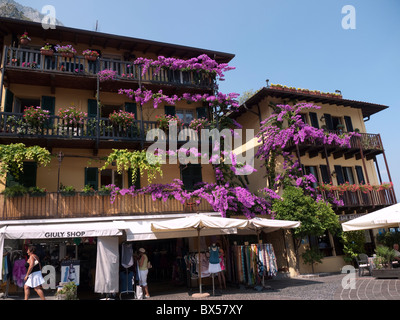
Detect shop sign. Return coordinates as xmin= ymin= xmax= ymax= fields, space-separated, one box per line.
xmin=44 ymin=231 xmax=87 ymax=238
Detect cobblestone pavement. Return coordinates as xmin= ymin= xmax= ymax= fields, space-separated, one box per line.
xmin=3 ymin=273 xmax=400 ymax=301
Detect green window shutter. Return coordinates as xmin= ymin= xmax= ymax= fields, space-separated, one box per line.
xmin=355 ymin=166 xmax=365 ymax=184
xmin=88 ymin=99 xmax=98 ymax=118
xmin=309 ymin=112 xmax=319 ymax=129
xmin=127 ymin=168 xmax=140 ymax=189
xmin=196 ymin=107 xmax=207 ymax=119
xmin=41 ymin=96 xmax=55 ymax=115
xmin=319 ymin=165 xmax=330 ymax=184
xmin=6 ymin=162 xmax=37 ymax=188
xmin=334 ymin=165 xmax=345 ymax=185
xmin=344 ymin=116 xmax=354 ymax=132
xmin=164 ymin=105 xmax=176 ymax=116
xmin=84 ymin=167 xmax=98 ymax=190
xmin=181 ymin=164 xmax=202 ymax=190
xmin=125 ymin=102 xmax=137 ymax=118
xmin=323 ymin=114 xmax=334 ymax=130
xmin=4 ymin=89 xmax=14 ymax=113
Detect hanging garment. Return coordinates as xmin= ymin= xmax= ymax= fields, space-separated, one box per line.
xmin=12 ymin=259 xmax=27 ymax=287
xmin=121 ymin=243 xmax=134 ymax=268
xmin=95 ymin=237 xmax=119 ymax=294
xmin=208 ymin=246 xmax=221 ymax=273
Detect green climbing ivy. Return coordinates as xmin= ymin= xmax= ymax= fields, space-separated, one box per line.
xmin=0 ymin=143 xmax=52 ymax=179
xmin=101 ymin=149 xmax=163 ymax=185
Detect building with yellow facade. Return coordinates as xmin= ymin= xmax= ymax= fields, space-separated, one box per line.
xmin=233 ymin=84 xmax=396 ymax=274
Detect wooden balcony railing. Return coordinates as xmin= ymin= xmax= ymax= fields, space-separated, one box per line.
xmin=319 ymin=188 xmax=396 ymax=210
xmin=3 ymin=46 xmax=215 ymax=89
xmin=284 ymin=130 xmax=384 ymax=161
xmin=0 ymin=112 xmax=200 ymax=143
xmin=0 ymin=193 xmax=214 ymax=221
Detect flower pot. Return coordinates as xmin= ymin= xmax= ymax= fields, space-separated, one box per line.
xmin=29 ymin=193 xmax=47 ymax=198
xmin=85 ymin=55 xmax=97 ymax=61
xmin=20 ymin=38 xmax=30 ymax=45
xmin=41 ymin=49 xmax=54 ymax=56
xmin=372 ymin=268 xmax=400 ymax=279
xmin=61 ymin=52 xmax=75 ymax=59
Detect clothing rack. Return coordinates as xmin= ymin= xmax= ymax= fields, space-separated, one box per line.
xmin=229 ymin=243 xmax=278 ymax=287
xmin=1 ymin=249 xmax=22 ymax=299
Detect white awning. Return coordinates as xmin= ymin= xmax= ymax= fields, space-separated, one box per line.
xmin=116 ymin=219 xmax=238 ymax=241
xmin=0 ymin=221 xmax=123 ymax=240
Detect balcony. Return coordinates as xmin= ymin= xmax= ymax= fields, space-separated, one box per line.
xmin=0 ymin=112 xmax=200 ymax=149
xmin=284 ymin=131 xmax=384 ymax=161
xmin=0 ymin=192 xmax=214 ymax=221
xmin=319 ymin=187 xmax=396 ymax=214
xmin=2 ymin=46 xmax=215 ymax=93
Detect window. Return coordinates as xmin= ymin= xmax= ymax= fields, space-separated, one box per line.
xmin=323 ymin=114 xmax=343 ymax=130
xmin=309 ymin=112 xmax=319 ymax=129
xmin=332 ymin=116 xmax=343 ymax=130
xmin=84 ymin=167 xmax=99 ymax=190
xmin=15 ymin=98 xmax=41 ymax=113
xmin=100 ymin=169 xmax=123 ymax=189
xmin=319 ymin=165 xmax=331 ymax=184
xmin=6 ymin=162 xmax=37 ymax=188
xmin=299 ymin=113 xmax=307 ymax=124
xmin=344 ymin=116 xmax=354 ymax=132
xmin=181 ymin=164 xmax=202 ymax=190
xmin=334 ymin=165 xmax=355 ymax=185
xmin=101 ymin=105 xmax=122 ymax=118
xmin=309 ymin=231 xmax=333 ymax=257
xmin=127 ymin=168 xmax=140 ymax=189
xmin=176 ymin=109 xmax=194 ymax=124
xmin=305 ymin=166 xmax=319 ymax=188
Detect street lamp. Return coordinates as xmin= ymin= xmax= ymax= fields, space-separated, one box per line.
xmin=56 ymin=151 xmax=64 ymax=217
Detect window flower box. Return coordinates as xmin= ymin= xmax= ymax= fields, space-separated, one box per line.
xmin=83 ymin=49 xmax=100 ymax=61
xmin=55 ymin=45 xmax=77 ymax=58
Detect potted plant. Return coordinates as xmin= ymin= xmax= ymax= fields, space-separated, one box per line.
xmin=82 ymin=49 xmax=99 ymax=61
xmin=156 ymin=114 xmax=182 ymax=132
xmin=58 ymin=106 xmax=87 ymax=127
xmin=2 ymin=184 xmax=28 ymax=198
xmin=23 ymin=106 xmax=51 ymax=130
xmin=20 ymin=32 xmax=31 ymax=45
xmin=98 ymin=185 xmax=112 ymax=196
xmin=80 ymin=184 xmax=95 ymax=196
xmin=336 ymin=124 xmax=345 ymax=131
xmin=56 ymin=282 xmax=78 ymax=300
xmin=40 ymin=43 xmax=54 ymax=56
xmin=189 ymin=117 xmax=210 ymax=132
xmin=28 ymin=186 xmax=47 ymax=197
xmin=372 ymin=246 xmax=400 ymax=279
xmin=59 ymin=184 xmax=76 ymax=196
xmin=55 ymin=44 xmax=77 ymax=58
xmin=109 ymin=110 xmax=136 ymax=127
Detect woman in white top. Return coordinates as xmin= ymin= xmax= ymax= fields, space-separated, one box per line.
xmin=24 ymin=245 xmax=46 ymax=300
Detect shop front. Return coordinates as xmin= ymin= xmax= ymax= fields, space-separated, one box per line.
xmin=1 ymin=214 xmax=299 ymax=299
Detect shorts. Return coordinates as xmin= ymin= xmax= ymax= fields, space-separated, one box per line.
xmin=139 ymin=269 xmax=148 ymax=286
xmin=25 ymin=271 xmax=45 ymax=288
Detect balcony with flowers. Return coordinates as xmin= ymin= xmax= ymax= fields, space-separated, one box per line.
xmin=317 ymin=182 xmax=396 ymax=211
xmin=2 ymin=46 xmax=222 ymax=92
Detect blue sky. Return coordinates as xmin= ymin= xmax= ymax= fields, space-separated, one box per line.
xmin=17 ymin=0 xmax=400 ymax=198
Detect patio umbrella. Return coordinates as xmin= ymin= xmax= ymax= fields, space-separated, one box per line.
xmin=151 ymin=213 xmax=249 ymax=297
xmin=247 ymin=217 xmax=301 ymax=240
xmin=342 ymin=202 xmax=400 ymax=232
